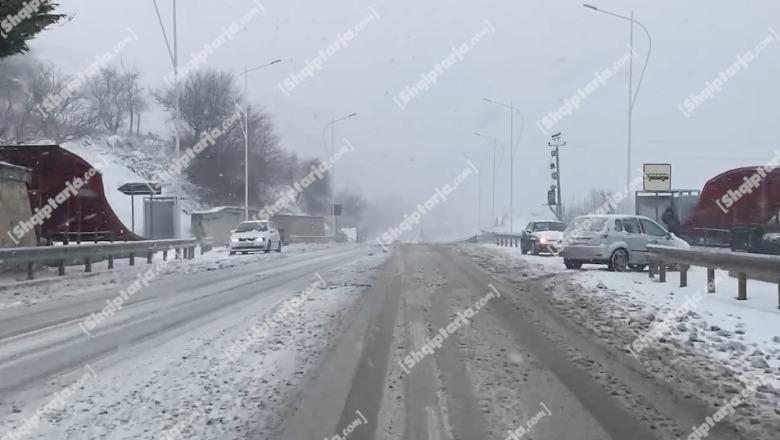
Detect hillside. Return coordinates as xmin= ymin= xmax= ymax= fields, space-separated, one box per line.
xmin=61 ymin=135 xmax=207 ymax=237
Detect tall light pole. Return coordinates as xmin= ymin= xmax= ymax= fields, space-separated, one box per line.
xmin=482 ymin=98 xmax=524 ymax=233
xmin=583 ymin=4 xmax=652 ymax=193
xmin=321 ymin=113 xmax=357 ymax=237
xmin=152 ymin=0 xmax=180 ymax=158
xmin=474 ymin=132 xmax=499 ymax=227
xmin=235 ymin=59 xmax=282 ymax=221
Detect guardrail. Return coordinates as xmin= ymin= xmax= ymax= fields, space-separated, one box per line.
xmin=495 ymin=233 xmax=523 ymax=248
xmin=646 ymin=244 xmax=780 ymax=308
xmin=0 ymin=238 xmax=213 ymax=280
xmin=286 ymin=235 xmax=333 ymax=244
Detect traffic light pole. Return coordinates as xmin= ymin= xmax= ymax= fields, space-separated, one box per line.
xmin=548 ymin=133 xmax=567 ymax=221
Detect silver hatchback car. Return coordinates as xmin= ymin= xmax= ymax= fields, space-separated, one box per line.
xmin=559 ymin=214 xmax=690 ymax=271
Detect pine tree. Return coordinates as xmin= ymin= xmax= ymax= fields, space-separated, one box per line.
xmin=0 ymin=1 xmax=64 ymax=58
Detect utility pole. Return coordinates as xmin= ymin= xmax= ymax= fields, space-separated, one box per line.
xmin=482 ymin=98 xmax=524 ymax=232
xmin=548 ymin=132 xmax=566 ymax=221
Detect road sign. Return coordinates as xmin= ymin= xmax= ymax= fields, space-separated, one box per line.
xmin=643 ymin=163 xmax=672 ymax=191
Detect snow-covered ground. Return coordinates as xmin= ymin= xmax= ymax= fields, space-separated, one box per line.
xmin=461 ymin=243 xmax=780 ymax=436
xmin=0 ymin=242 xmax=345 ymax=310
xmin=0 ymin=245 xmax=386 ymax=440
xmin=62 ymin=136 xmax=206 ymax=238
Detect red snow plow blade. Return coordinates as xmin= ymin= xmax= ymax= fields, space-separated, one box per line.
xmin=0 ymin=144 xmax=141 ymax=243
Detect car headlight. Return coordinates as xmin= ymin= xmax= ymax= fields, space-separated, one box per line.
xmin=231 ymin=238 xmax=239 ymax=242
xmin=539 ymin=237 xmax=548 ymax=244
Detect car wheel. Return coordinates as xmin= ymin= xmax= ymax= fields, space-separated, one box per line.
xmin=531 ymin=241 xmax=539 ymax=255
xmin=521 ymin=243 xmax=528 ymax=255
xmin=264 ymin=241 xmax=272 ymax=253
xmin=229 ymin=251 xmax=235 ymax=256
xmin=629 ymin=264 xmax=647 ymax=272
xmin=275 ymin=240 xmax=282 ymax=253
xmin=609 ymin=249 xmax=629 ymax=272
xmin=564 ymin=259 xmax=582 ymax=270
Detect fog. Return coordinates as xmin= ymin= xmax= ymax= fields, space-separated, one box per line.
xmin=29 ymin=0 xmax=780 ymax=240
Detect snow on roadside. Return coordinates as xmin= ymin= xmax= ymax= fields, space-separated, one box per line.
xmin=475 ymin=244 xmax=780 ymax=373
xmin=461 ymin=243 xmax=780 ymax=438
xmin=1 ymin=249 xmax=387 ymax=440
xmin=0 ymin=243 xmax=344 ymax=311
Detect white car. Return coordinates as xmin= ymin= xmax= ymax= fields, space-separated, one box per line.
xmin=228 ymin=220 xmax=282 ymax=255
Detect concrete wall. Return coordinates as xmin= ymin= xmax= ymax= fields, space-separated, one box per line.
xmin=0 ymin=162 xmax=36 ymax=248
xmin=191 ymin=207 xmax=258 ymax=246
xmin=273 ymin=215 xmax=326 ymax=244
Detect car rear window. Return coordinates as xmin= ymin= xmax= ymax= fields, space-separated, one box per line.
xmin=567 ymin=217 xmax=608 ymax=233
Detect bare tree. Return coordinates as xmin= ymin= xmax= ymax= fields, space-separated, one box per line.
xmin=120 ymin=59 xmax=146 ymax=136
xmin=0 ymin=56 xmax=94 ymax=143
xmin=156 ymin=68 xmax=293 ymax=206
xmin=83 ymin=66 xmax=127 ymax=133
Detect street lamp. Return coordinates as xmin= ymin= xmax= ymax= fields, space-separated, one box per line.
xmin=321 ymin=113 xmax=358 ymax=237
xmin=482 ymin=98 xmax=524 ymax=233
xmin=152 ymin=0 xmax=180 ymax=158
xmin=473 ymin=132 xmax=500 ymax=227
xmin=235 ymin=59 xmax=282 ymax=221
xmin=583 ymin=4 xmax=652 ymax=193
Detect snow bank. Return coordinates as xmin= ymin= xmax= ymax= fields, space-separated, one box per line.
xmin=61 ymin=136 xmax=205 ymax=238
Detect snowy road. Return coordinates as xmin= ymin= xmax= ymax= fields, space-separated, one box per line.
xmin=1 ymin=243 xmax=777 ymax=439
xmin=0 ymin=244 xmax=385 ymax=439
xmin=283 ymin=244 xmax=776 ymax=440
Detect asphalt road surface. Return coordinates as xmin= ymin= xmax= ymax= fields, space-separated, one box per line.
xmin=281 ymin=244 xmax=748 ymax=440
xmin=0 ymin=243 xmax=767 ymax=439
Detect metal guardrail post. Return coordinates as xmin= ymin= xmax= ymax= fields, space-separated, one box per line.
xmin=707 ymin=268 xmax=716 ymax=293
xmin=108 ymin=255 xmax=114 ymax=270
xmin=147 ymin=252 xmax=153 ymax=264
xmin=680 ymin=264 xmax=689 ymax=288
xmin=26 ymin=262 xmax=34 ymax=280
xmin=163 ymin=250 xmax=168 ymax=261
xmin=129 ymin=253 xmax=135 ymax=266
xmin=84 ymin=257 xmax=92 ymax=273
xmin=648 ymin=260 xmax=656 ymax=279
xmin=58 ymin=260 xmax=65 ymax=276
xmin=659 ymin=262 xmax=666 ymax=283
xmin=737 ymin=273 xmax=747 ymax=300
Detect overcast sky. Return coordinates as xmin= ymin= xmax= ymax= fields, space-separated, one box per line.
xmin=29 ymin=0 xmax=780 ymax=238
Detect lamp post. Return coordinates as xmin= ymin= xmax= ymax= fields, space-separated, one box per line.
xmin=583 ymin=4 xmax=652 ymax=193
xmin=234 ymin=59 xmax=282 ymax=221
xmin=482 ymin=98 xmax=524 ymax=232
xmin=321 ymin=113 xmax=357 ymax=236
xmin=474 ymin=132 xmax=499 ymax=227
xmin=152 ymin=0 xmax=180 ymax=158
